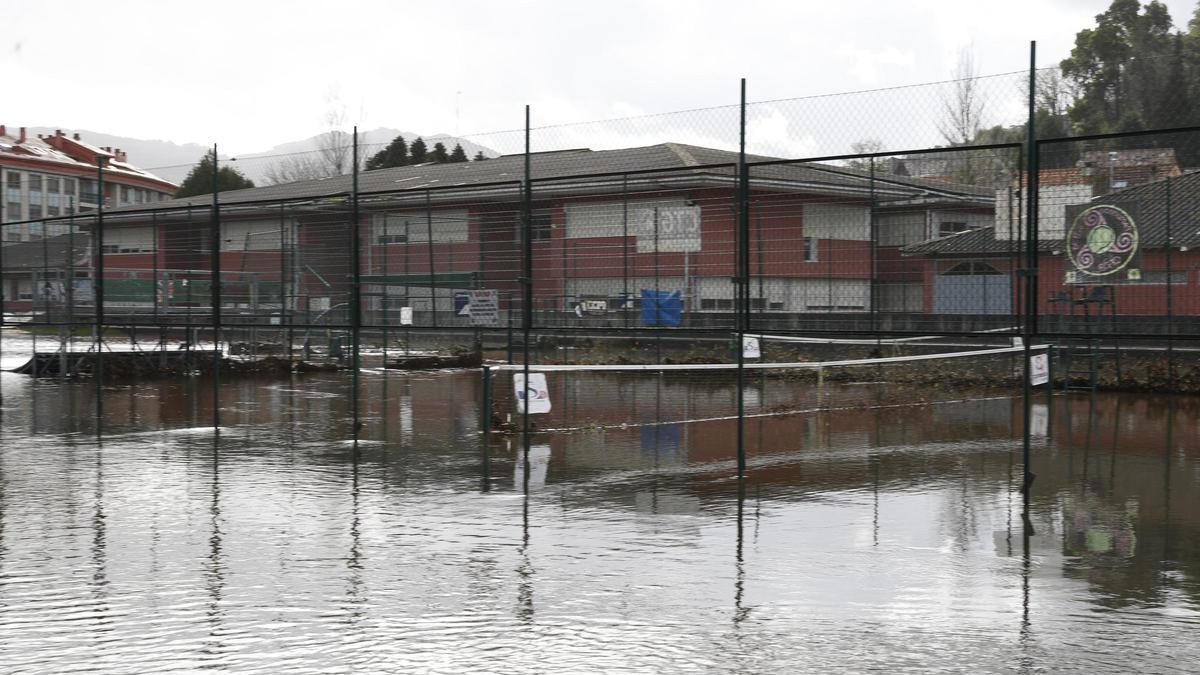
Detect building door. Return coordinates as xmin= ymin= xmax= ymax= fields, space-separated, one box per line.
xmin=933 ymin=262 xmax=1011 ymax=315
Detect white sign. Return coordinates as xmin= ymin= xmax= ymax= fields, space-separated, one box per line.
xmin=1031 ymin=403 xmax=1048 ymax=437
xmin=514 ymin=444 xmax=552 ymax=489
xmin=633 ymin=205 xmax=701 ymax=253
xmin=400 ymin=306 xmax=413 ymax=326
xmin=1030 ymin=353 xmax=1049 ymax=386
xmin=469 ymin=289 xmax=499 ymax=326
xmin=742 ymin=336 xmax=761 ymax=359
xmin=72 ymin=279 xmax=94 ymax=304
xmin=514 ymin=373 xmax=552 ymax=414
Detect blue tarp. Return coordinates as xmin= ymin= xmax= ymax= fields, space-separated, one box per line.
xmin=641 ymin=289 xmax=681 ymax=326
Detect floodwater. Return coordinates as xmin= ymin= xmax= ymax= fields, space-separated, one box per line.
xmin=1 ymin=331 xmax=1198 ymax=673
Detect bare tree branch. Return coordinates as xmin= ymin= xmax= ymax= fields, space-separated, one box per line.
xmin=938 ymin=46 xmax=986 ymax=146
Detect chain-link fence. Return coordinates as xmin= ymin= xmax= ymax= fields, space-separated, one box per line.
xmin=3 ymin=49 xmax=1200 ymax=439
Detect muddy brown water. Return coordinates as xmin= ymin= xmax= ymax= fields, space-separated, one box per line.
xmin=0 ymin=332 xmax=1198 ymax=672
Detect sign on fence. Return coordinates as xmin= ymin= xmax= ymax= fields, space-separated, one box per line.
xmin=468 ymin=289 xmax=499 ymax=326
xmin=454 ymin=291 xmax=471 ymax=317
xmin=514 ymin=373 xmax=552 ymax=414
xmin=742 ymin=336 xmax=761 ymax=359
xmin=1064 ymin=203 xmax=1141 ymax=283
xmin=400 ymin=306 xmax=413 ymax=326
xmin=1030 ymin=353 xmax=1049 ymax=386
xmin=453 ymin=289 xmax=500 ymax=326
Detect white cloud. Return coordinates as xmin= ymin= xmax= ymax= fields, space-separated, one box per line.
xmin=4 ymin=0 xmax=1195 ymax=156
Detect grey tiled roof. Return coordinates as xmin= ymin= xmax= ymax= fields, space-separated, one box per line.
xmin=1096 ymin=170 xmax=1200 ymax=249
xmin=903 ymin=170 xmax=1200 ymax=256
xmin=901 ymin=226 xmax=1058 ymax=256
xmin=106 ymin=143 xmax=994 ymax=216
xmin=1 ymin=234 xmax=87 ymax=271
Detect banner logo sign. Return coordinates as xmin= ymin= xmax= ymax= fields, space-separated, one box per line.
xmin=1029 ymin=353 xmax=1049 ymax=387
xmin=514 ymin=373 xmax=552 ymax=414
xmin=633 ymin=205 xmax=701 ymax=253
xmin=1066 ymin=204 xmax=1139 ymax=282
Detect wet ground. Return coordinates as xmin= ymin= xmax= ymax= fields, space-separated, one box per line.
xmin=0 ymin=329 xmax=1198 ymax=672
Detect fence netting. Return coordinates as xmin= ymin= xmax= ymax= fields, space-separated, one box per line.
xmin=2 ymin=54 xmax=1199 ymax=412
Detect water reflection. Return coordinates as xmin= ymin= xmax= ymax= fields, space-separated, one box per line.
xmin=0 ymin=370 xmax=1197 ymax=671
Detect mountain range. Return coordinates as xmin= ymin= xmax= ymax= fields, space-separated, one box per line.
xmin=25 ymin=126 xmax=499 ymax=186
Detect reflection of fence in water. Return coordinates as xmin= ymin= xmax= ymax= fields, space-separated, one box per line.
xmin=490 ymin=346 xmax=1037 ymax=432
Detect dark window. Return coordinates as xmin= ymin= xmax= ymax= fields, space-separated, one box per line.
xmin=803 ymin=237 xmax=818 ymax=262
xmin=943 ymin=262 xmax=1002 ymax=276
xmin=1137 ymin=271 xmax=1187 ymax=285
xmin=530 ymin=213 xmax=552 ymax=241
xmin=938 ymin=221 xmax=970 ymax=237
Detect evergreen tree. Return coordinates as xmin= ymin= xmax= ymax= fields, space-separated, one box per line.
xmin=430 ymin=142 xmax=450 ymax=163
xmin=473 ymin=150 xmax=488 ymax=161
xmin=408 ymin=137 xmax=428 ymax=164
xmin=366 ymin=135 xmax=408 ymax=171
xmin=174 ymin=149 xmax=255 ymax=198
xmin=1060 ymin=0 xmax=1200 ymax=162
xmin=449 ymin=143 xmax=469 ymax=163
xmin=1061 ymin=0 xmax=1186 ymax=134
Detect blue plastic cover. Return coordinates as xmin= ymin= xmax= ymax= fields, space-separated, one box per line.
xmin=641 ymin=289 xmax=681 ymax=326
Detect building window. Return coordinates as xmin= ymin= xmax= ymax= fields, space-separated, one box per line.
xmin=101 ymin=226 xmax=154 ymax=253
xmin=943 ymin=261 xmax=1002 ymax=275
xmin=46 ymin=178 xmax=61 ymax=217
xmin=1136 ymin=271 xmax=1188 ymax=285
xmin=5 ymin=172 xmax=20 ymax=222
xmin=938 ymin=221 xmax=970 ymax=237
xmin=803 ymin=237 xmax=818 ymax=262
xmin=373 ymin=210 xmax=469 ymax=244
xmin=531 ymin=213 xmax=552 ymax=241
xmin=700 ymin=298 xmax=735 ymax=311
xmin=79 ymin=179 xmax=100 ymax=206
xmin=28 ymin=175 xmax=43 ymax=219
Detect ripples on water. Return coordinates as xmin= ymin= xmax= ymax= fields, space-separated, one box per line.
xmin=0 ymin=352 xmax=1198 ymax=672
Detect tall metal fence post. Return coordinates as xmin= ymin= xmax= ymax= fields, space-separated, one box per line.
xmin=280 ymin=202 xmax=291 ymax=366
xmin=481 ymin=365 xmax=492 ymax=434
xmin=1165 ymin=175 xmax=1174 ymax=390
xmin=210 ymin=144 xmax=222 ymax=430
xmin=425 ymin=190 xmax=436 ymax=330
xmin=95 ymin=157 xmax=106 ymax=431
xmin=736 ymin=77 xmax=748 ymax=480
xmin=521 ymin=105 xmax=533 ymax=458
xmin=1021 ymin=41 xmax=1038 ymax=498
xmin=351 ymin=127 xmax=362 ymax=430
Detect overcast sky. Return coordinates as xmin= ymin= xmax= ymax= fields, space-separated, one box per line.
xmin=6 ymin=0 xmax=1198 ymax=155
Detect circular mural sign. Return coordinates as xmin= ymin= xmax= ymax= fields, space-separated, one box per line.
xmin=1066 ymin=204 xmax=1138 ymax=278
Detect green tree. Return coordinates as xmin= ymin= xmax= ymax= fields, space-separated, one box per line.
xmin=1061 ymin=0 xmax=1187 ymax=134
xmin=174 ymin=149 xmax=255 ymax=198
xmin=366 ymin=135 xmax=408 ymax=171
xmin=430 ymin=141 xmax=450 ymax=163
xmin=409 ymin=137 xmax=428 ymax=164
xmin=472 ymin=150 xmax=488 ymax=161
xmin=448 ymin=143 xmax=469 ymax=163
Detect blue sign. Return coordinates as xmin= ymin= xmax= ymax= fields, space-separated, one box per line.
xmin=453 ymin=291 xmax=471 ymax=317
xmin=641 ymin=289 xmax=681 ymax=326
